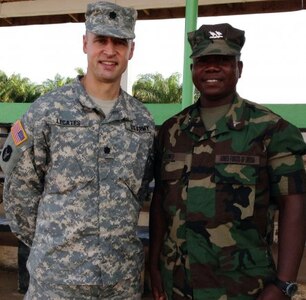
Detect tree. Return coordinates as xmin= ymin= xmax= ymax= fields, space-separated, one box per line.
xmin=0 ymin=69 xmax=84 ymax=103
xmin=38 ymin=68 xmax=85 ymax=95
xmin=39 ymin=74 xmax=74 ymax=94
xmin=132 ymin=72 xmax=182 ymax=103
xmin=0 ymin=71 xmax=41 ymax=103
xmin=1 ymin=69 xmax=197 ymax=104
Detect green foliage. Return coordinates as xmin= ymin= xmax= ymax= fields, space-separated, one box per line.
xmin=0 ymin=69 xmax=197 ymax=104
xmin=0 ymin=71 xmax=41 ymax=103
xmin=38 ymin=74 xmax=74 ymax=95
xmin=132 ymin=72 xmax=182 ymax=103
xmin=0 ymin=69 xmax=84 ymax=103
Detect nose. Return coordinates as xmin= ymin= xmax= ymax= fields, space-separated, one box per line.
xmin=103 ymin=39 xmax=116 ymax=56
xmin=204 ymin=57 xmax=222 ymax=69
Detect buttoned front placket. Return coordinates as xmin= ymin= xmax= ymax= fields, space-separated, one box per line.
xmin=180 ymin=100 xmax=247 ymax=298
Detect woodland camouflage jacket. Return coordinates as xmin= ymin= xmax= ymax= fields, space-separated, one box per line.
xmin=154 ymin=95 xmax=306 ymax=299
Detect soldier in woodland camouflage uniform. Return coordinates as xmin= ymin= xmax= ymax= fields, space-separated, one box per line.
xmin=149 ymin=23 xmax=306 ymax=300
xmin=0 ymin=1 xmax=154 ymax=299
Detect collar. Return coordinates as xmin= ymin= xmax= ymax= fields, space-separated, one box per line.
xmin=225 ymin=95 xmax=247 ymax=131
xmin=180 ymin=94 xmax=247 ymax=140
xmin=73 ymin=76 xmax=136 ymax=122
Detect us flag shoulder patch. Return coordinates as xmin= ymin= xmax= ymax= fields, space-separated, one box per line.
xmin=11 ymin=120 xmax=28 ymax=146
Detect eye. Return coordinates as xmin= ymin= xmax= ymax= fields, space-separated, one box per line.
xmin=94 ymin=36 xmax=108 ymax=44
xmin=219 ymin=56 xmax=234 ymax=64
xmin=195 ymin=57 xmax=207 ymax=64
xmin=112 ymin=38 xmax=128 ymax=46
xmin=194 ymin=55 xmax=235 ymax=66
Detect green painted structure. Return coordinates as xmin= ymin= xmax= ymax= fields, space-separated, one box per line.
xmin=0 ymin=103 xmax=31 ymax=125
xmin=0 ymin=102 xmax=305 ymax=129
xmin=264 ymin=104 xmax=306 ymax=130
xmin=182 ymin=0 xmax=198 ymax=110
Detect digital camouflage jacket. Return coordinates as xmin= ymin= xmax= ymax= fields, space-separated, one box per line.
xmin=0 ymin=77 xmax=154 ymax=287
xmin=154 ymin=95 xmax=306 ymax=299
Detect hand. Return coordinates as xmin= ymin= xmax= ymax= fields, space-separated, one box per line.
xmin=150 ymin=266 xmax=167 ymax=300
xmin=257 ymin=284 xmax=290 ymax=300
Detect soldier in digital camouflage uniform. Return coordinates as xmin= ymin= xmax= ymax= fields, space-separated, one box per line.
xmin=0 ymin=1 xmax=154 ymax=299
xmin=149 ymin=23 xmax=306 ymax=300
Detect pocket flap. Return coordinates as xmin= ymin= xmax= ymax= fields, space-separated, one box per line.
xmin=215 ymin=163 xmax=257 ymax=185
xmin=219 ymin=247 xmax=273 ymax=271
xmin=161 ymin=152 xmax=186 ymax=181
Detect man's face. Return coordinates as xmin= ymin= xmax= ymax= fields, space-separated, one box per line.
xmin=191 ymin=55 xmax=243 ymax=106
xmin=83 ymin=32 xmax=134 ymax=84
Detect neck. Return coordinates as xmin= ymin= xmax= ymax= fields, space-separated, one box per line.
xmin=200 ymin=92 xmax=236 ymax=108
xmin=82 ymin=74 xmax=120 ymax=100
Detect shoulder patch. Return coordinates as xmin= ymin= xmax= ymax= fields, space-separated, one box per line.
xmin=0 ymin=132 xmax=32 ymax=176
xmin=11 ymin=120 xmax=28 ymax=146
xmin=1 ymin=145 xmax=13 ymax=162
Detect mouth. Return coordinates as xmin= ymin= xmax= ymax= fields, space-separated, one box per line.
xmin=205 ymin=78 xmax=221 ymax=83
xmin=99 ymin=60 xmax=117 ymax=68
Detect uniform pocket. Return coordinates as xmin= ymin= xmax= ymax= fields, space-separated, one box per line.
xmin=214 ymin=162 xmax=258 ymax=221
xmin=161 ymin=152 xmax=186 ymax=180
xmin=215 ymin=163 xmax=257 ymax=185
xmin=160 ymin=153 xmax=187 ymax=214
xmin=113 ymin=130 xmax=141 ymax=179
xmin=45 ymin=123 xmax=96 ymax=194
xmin=219 ymin=246 xmax=274 ymax=272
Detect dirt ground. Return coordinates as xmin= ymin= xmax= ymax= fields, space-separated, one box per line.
xmin=0 ymin=269 xmax=305 ymax=300
xmin=1 ymin=207 xmax=306 ymax=299
xmin=295 ymin=283 xmax=306 ymax=300
xmin=1 ymin=250 xmax=305 ymax=299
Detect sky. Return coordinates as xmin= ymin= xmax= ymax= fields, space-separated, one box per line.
xmin=0 ymin=10 xmax=306 ymax=104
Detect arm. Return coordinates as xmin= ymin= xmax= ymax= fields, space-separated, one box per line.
xmin=137 ymin=145 xmax=154 ymax=203
xmin=277 ymin=193 xmax=306 ymax=282
xmin=258 ymin=193 xmax=306 ymax=300
xmin=257 ymin=119 xmax=306 ymax=299
xmin=149 ymin=183 xmax=167 ymax=300
xmin=1 ymin=120 xmax=45 ymax=247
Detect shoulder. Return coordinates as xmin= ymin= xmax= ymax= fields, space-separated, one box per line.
xmin=240 ymin=97 xmax=306 ymax=150
xmin=159 ymin=103 xmax=195 ymax=133
xmin=123 ymin=91 xmax=155 ymax=127
xmin=239 ymin=97 xmax=285 ymax=126
xmin=24 ymin=81 xmax=80 ymax=125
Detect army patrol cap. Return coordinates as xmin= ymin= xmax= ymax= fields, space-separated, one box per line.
xmin=85 ymin=1 xmax=137 ymax=39
xmin=188 ymin=23 xmax=245 ymax=58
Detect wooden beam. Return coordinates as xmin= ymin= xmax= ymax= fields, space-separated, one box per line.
xmin=0 ymin=0 xmax=293 ymax=18
xmin=198 ymin=0 xmax=305 ymax=16
xmin=0 ymin=232 xmax=18 ymax=247
xmin=0 ymin=0 xmax=304 ymax=27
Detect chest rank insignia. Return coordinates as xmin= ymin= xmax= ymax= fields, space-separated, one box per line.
xmin=109 ymin=11 xmax=117 ymax=19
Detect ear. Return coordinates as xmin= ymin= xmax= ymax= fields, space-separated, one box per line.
xmin=83 ymin=34 xmax=88 ymax=54
xmin=237 ymin=61 xmax=243 ymax=78
xmin=128 ymin=41 xmax=135 ymax=60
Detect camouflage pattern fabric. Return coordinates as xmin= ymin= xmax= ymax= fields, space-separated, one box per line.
xmin=0 ymin=76 xmax=154 ymax=290
xmin=154 ymin=95 xmax=306 ymax=300
xmin=85 ymin=1 xmax=137 ymax=39
xmin=188 ymin=23 xmax=245 ymax=58
xmin=25 ymin=276 xmax=142 ymax=299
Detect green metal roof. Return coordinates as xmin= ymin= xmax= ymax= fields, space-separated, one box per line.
xmin=264 ymin=104 xmax=306 ymax=130
xmin=0 ymin=102 xmax=305 ymax=129
xmin=144 ymin=103 xmax=182 ymax=126
xmin=145 ymin=103 xmax=306 ymax=128
xmin=0 ymin=103 xmax=31 ymax=124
